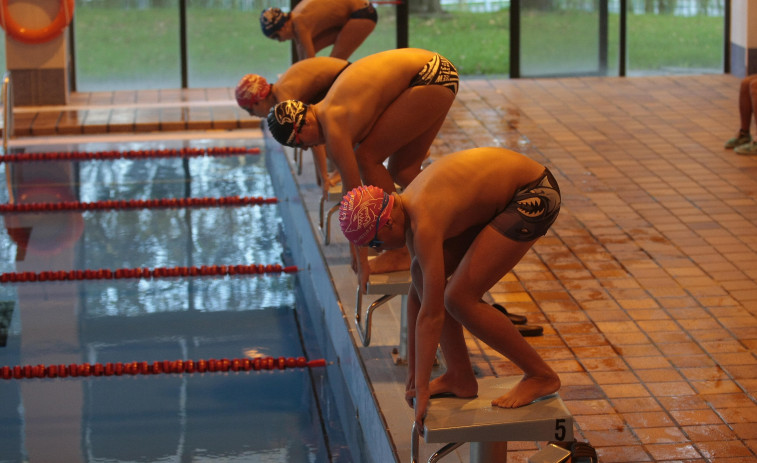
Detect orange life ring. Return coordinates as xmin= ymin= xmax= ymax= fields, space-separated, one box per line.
xmin=0 ymin=0 xmax=75 ymax=44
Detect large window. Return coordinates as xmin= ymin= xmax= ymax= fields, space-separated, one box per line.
xmin=68 ymin=0 xmax=727 ymax=91
xmin=516 ymin=0 xmax=725 ymax=78
xmin=74 ymin=0 xmax=181 ymax=91
xmin=625 ymin=0 xmax=725 ymax=75
xmin=186 ymin=0 xmax=290 ymax=89
xmin=520 ymin=0 xmax=606 ymax=77
xmin=73 ymin=0 xmax=398 ymax=91
xmin=409 ymin=0 xmax=510 ymax=76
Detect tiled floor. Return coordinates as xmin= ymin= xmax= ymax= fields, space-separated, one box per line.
xmin=9 ymin=73 xmax=757 ymax=462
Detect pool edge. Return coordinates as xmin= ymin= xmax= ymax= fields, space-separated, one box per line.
xmin=263 ymin=134 xmax=399 ymax=463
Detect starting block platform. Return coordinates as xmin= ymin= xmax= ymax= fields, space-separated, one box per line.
xmin=412 ymin=377 xmax=573 ymax=463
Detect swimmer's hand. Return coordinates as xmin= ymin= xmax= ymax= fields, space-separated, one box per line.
xmin=320 ymin=171 xmax=341 ymax=195
xmin=405 ymin=371 xmax=417 ymax=407
xmin=413 ymin=389 xmax=430 ymax=430
xmin=328 ymin=171 xmax=341 ymax=187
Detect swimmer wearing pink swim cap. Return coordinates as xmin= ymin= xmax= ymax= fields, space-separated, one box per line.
xmin=339 ymin=185 xmax=394 ymax=247
xmin=234 ymin=58 xmax=350 ymax=194
xmin=336 ymin=148 xmax=563 ymax=433
xmin=234 ymin=57 xmax=349 ymax=118
xmin=235 ymin=74 xmax=272 ymax=113
xmin=268 ymin=48 xmax=458 ymax=291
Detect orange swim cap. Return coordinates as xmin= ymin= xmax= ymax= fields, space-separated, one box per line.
xmin=235 ymin=74 xmax=272 ymax=110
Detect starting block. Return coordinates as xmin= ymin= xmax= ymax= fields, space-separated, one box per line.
xmin=412 ymin=376 xmax=573 ymax=463
xmin=354 ymin=268 xmax=411 ymax=363
xmin=319 ymin=183 xmax=343 ymax=245
xmin=293 ymin=147 xmax=303 ymax=175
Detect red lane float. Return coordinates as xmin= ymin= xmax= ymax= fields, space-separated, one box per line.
xmin=0 ymin=195 xmax=278 ymax=214
xmin=0 ymin=264 xmax=299 ymax=283
xmin=0 ymin=0 xmax=74 ymax=44
xmin=0 ymin=146 xmax=261 ymax=163
xmin=0 ymin=356 xmax=327 ymax=381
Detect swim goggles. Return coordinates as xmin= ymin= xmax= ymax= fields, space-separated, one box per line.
xmin=367 ymin=193 xmax=390 ymax=249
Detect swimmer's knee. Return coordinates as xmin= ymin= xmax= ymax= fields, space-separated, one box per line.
xmin=444 ymin=281 xmax=477 ymax=321
xmin=386 ymin=164 xmax=415 ymax=189
xmin=443 ymin=289 xmax=463 ymax=321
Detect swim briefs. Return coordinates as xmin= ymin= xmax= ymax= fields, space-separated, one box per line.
xmin=490 ymin=168 xmax=561 ymax=242
xmin=409 ymin=54 xmax=459 ymax=95
xmin=350 ymin=4 xmax=378 ymax=22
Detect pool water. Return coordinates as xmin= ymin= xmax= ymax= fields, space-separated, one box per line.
xmin=0 ymin=133 xmax=354 ymax=462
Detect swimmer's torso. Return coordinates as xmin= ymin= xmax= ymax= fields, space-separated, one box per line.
xmin=318 ymin=48 xmax=443 ymax=143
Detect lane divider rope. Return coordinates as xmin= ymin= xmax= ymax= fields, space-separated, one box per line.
xmin=0 ymin=264 xmax=298 ymax=283
xmin=0 ymin=146 xmax=261 ymax=163
xmin=0 ymin=195 xmax=277 ymax=213
xmin=1 ymin=356 xmax=327 ymax=380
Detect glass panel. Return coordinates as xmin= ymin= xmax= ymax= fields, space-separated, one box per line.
xmin=410 ymin=0 xmax=509 ymax=76
xmin=520 ymin=0 xmax=604 ymax=77
xmin=625 ymin=0 xmax=724 ymax=75
xmin=74 ymin=0 xmax=181 ymax=91
xmin=186 ymin=0 xmax=396 ymax=88
xmin=187 ymin=0 xmax=292 ymax=88
xmin=0 ymin=32 xmax=5 ymax=77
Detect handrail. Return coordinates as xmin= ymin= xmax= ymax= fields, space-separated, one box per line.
xmin=2 ymin=71 xmax=12 ymax=154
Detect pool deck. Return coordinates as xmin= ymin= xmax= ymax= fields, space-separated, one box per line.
xmin=9 ymin=73 xmax=757 ymax=463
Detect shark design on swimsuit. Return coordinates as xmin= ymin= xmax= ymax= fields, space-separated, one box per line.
xmin=515 ymin=176 xmax=561 ymax=222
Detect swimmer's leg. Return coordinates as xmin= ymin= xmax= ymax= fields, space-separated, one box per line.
xmin=357 ymin=86 xmax=453 ymax=276
xmin=429 ymin=311 xmax=478 ymax=399
xmin=356 ymin=85 xmax=453 ymax=190
xmin=431 ymin=228 xmax=486 ymax=399
xmin=330 ymin=18 xmax=376 ymax=60
xmin=310 ymin=28 xmax=341 ymax=57
xmin=445 ymin=226 xmax=561 ymax=408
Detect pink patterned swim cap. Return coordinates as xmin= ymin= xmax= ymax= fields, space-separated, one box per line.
xmin=235 ymin=74 xmax=272 ymax=110
xmin=339 ymin=186 xmax=394 ymax=246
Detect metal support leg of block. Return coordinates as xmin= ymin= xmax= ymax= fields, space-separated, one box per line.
xmin=293 ymin=147 xmax=303 ymax=175
xmin=411 ymin=376 xmax=573 ymax=463
xmin=354 ymin=269 xmax=411 ymax=363
xmin=319 ymin=183 xmax=343 ymax=245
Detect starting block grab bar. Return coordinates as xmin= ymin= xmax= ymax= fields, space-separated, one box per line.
xmin=411 ymin=377 xmax=573 ymax=463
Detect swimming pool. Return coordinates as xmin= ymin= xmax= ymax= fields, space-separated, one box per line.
xmin=0 ymin=131 xmax=360 ymax=462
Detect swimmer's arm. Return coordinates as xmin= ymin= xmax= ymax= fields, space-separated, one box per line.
xmin=411 ymin=230 xmax=446 ymax=425
xmin=324 ymin=121 xmax=361 ymax=192
xmin=293 ymin=22 xmax=317 ymax=59
xmin=404 ymin=278 xmax=420 ymax=408
xmin=311 ymin=145 xmax=333 ymax=193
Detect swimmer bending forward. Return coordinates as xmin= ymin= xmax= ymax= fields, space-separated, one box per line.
xmin=338 ymin=147 xmax=563 ymax=428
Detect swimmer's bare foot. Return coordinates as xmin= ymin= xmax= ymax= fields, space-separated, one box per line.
xmin=491 ymin=374 xmax=561 ymax=409
xmin=368 ymin=247 xmax=411 ymax=274
xmin=429 ymin=372 xmax=478 ymax=399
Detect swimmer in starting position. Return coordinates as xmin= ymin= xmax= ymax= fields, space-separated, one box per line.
xmin=338 ymin=147 xmax=562 ymax=428
xmin=267 ymin=48 xmax=458 ymax=290
xmin=260 ymin=0 xmax=377 ymax=61
xmin=235 ymin=57 xmax=350 ymax=190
